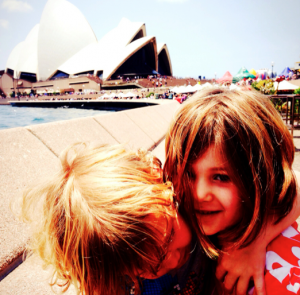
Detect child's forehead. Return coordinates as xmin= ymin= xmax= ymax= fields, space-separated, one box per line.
xmin=192 ymin=145 xmax=230 ymax=169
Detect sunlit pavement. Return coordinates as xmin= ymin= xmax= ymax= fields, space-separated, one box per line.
xmin=293 ymin=129 xmax=300 ymax=171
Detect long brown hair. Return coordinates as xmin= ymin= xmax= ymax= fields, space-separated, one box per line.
xmin=164 ymin=88 xmax=296 ymax=257
xmin=21 ymin=143 xmax=176 ymax=295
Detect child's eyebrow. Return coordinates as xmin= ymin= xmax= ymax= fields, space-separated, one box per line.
xmin=190 ymin=164 xmax=228 ymax=173
xmin=210 ymin=167 xmax=228 ymax=172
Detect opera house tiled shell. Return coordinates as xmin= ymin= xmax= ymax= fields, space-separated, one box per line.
xmin=5 ymin=0 xmax=172 ymax=82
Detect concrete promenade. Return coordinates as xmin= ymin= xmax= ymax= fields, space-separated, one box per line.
xmin=292 ymin=129 xmax=300 ymax=171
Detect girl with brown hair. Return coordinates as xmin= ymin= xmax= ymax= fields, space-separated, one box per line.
xmin=164 ymin=88 xmax=300 ymax=294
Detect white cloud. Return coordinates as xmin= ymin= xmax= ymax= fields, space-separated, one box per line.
xmin=1 ymin=0 xmax=32 ymax=12
xmin=157 ymin=0 xmax=188 ymax=2
xmin=0 ymin=19 xmax=9 ymax=28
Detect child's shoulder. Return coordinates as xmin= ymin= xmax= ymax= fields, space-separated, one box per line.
xmin=261 ymin=170 xmax=300 ymax=294
xmin=263 ymin=222 xmax=300 ymax=295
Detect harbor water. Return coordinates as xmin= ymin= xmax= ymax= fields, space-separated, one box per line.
xmin=0 ymin=105 xmax=112 ymax=130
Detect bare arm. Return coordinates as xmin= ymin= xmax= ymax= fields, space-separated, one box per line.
xmin=216 ymin=171 xmax=300 ymax=295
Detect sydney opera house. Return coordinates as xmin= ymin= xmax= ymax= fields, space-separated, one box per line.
xmin=0 ymin=0 xmax=172 ymax=95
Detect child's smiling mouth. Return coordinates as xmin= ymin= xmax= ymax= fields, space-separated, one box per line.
xmin=196 ymin=210 xmax=222 ymax=215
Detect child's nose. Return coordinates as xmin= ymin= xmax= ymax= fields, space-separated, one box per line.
xmin=194 ymin=179 xmax=213 ymax=202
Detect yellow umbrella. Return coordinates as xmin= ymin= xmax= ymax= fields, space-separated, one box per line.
xmin=249 ymin=69 xmax=257 ymax=76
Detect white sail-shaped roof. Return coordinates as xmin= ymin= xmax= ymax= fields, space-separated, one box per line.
xmin=5 ymin=0 xmax=172 ymax=83
xmin=99 ymin=18 xmax=146 ymax=48
xmin=58 ymin=18 xmax=153 ymax=79
xmin=103 ymin=36 xmax=157 ymax=80
xmin=16 ymin=24 xmax=39 ymax=76
xmin=5 ymin=25 xmax=39 ymax=79
xmin=5 ymin=42 xmax=24 ymax=78
xmin=157 ymin=43 xmax=165 ymax=55
xmin=157 ymin=43 xmax=173 ymax=76
xmin=57 ymin=42 xmax=101 ymax=75
xmin=37 ymin=0 xmax=97 ymax=80
xmin=58 ymin=36 xmax=157 ymax=80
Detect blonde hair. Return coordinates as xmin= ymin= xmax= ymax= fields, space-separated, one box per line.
xmin=164 ymin=88 xmax=296 ymax=257
xmin=21 ymin=143 xmax=175 ymax=295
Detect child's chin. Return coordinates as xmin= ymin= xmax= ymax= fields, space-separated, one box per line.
xmin=202 ymin=225 xmax=220 ymax=236
xmin=196 ymin=218 xmax=220 ymax=236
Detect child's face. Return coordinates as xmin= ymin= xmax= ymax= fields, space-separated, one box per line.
xmin=191 ymin=145 xmax=242 ymax=236
xmin=138 ymin=212 xmax=192 ymax=279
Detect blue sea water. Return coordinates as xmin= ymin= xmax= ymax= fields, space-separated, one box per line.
xmin=0 ymin=105 xmax=112 ymax=130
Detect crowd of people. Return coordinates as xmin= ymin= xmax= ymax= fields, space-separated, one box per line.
xmin=236 ymin=72 xmax=300 ymax=87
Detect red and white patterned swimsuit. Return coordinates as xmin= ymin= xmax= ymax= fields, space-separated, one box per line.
xmin=251 ymin=222 xmax=300 ymax=294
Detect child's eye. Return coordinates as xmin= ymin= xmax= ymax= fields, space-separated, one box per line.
xmin=188 ymin=170 xmax=196 ymax=180
xmin=214 ymin=174 xmax=230 ymax=182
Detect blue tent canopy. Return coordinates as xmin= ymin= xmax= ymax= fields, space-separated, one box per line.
xmin=280 ymin=67 xmax=292 ymax=77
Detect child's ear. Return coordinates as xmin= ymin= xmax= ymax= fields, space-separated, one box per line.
xmin=153 ymin=166 xmax=163 ymax=178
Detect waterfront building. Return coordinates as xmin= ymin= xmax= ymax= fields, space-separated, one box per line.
xmin=1 ymin=0 xmax=172 ymax=96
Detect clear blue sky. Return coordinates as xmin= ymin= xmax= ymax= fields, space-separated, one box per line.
xmin=0 ymin=0 xmax=299 ymax=79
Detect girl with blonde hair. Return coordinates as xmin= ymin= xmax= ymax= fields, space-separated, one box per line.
xmin=21 ymin=143 xmax=202 ymax=295
xmin=164 ymin=88 xmax=300 ymax=294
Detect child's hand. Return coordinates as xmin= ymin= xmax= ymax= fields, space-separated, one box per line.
xmin=215 ymin=177 xmax=300 ymax=295
xmin=216 ymin=242 xmax=266 ymax=295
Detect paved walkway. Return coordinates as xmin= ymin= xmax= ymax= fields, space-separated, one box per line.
xmin=293 ymin=129 xmax=300 ymax=171
xmin=291 ymin=129 xmax=300 ymax=226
